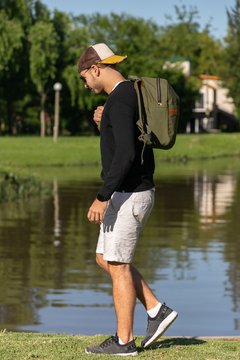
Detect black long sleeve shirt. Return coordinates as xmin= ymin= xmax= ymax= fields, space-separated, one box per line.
xmin=97 ymin=81 xmax=155 ymax=201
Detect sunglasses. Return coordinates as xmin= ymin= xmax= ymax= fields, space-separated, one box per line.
xmin=79 ymin=68 xmax=91 ymax=83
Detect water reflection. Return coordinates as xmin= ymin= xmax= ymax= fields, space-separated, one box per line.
xmin=53 ymin=178 xmax=61 ymax=246
xmin=194 ymin=173 xmax=236 ymax=226
xmin=0 ymin=161 xmax=239 ymax=336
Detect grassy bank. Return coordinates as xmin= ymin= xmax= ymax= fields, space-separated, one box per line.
xmin=0 ymin=332 xmax=239 ymax=360
xmin=0 ymin=136 xmax=101 ymax=167
xmin=0 ymin=133 xmax=240 ymax=200
xmin=0 ymin=168 xmax=49 ymax=202
xmin=1 ymin=133 xmax=240 ymax=168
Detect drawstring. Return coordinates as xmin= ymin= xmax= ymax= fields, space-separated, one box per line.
xmin=141 ymin=142 xmax=146 ymax=165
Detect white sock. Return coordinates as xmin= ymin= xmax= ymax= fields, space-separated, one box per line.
xmin=147 ymin=302 xmax=162 ymax=318
xmin=118 ymin=337 xmax=126 ymax=345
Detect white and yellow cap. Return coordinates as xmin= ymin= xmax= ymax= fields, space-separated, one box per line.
xmin=78 ymin=43 xmax=127 ymax=72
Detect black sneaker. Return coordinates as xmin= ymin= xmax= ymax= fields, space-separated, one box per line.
xmin=85 ymin=334 xmax=138 ymax=356
xmin=141 ymin=303 xmax=178 ymax=348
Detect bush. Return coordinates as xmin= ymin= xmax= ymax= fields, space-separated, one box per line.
xmin=0 ymin=170 xmax=48 ymax=202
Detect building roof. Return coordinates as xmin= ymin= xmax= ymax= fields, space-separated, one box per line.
xmin=200 ymin=74 xmax=220 ymax=81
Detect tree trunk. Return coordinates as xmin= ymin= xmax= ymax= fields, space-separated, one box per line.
xmin=40 ymin=93 xmax=46 ymax=137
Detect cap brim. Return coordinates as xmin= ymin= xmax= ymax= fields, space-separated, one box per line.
xmin=99 ymin=55 xmax=127 ymax=64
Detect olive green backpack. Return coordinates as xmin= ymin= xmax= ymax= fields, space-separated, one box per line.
xmin=130 ymin=76 xmax=180 ymax=152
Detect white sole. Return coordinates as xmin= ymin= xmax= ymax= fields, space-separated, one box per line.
xmin=85 ymin=349 xmax=138 ymax=356
xmin=144 ymin=311 xmax=178 ymax=348
xmin=114 ymin=352 xmax=138 ymax=356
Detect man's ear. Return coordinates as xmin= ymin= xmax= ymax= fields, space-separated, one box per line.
xmin=91 ymin=64 xmax=100 ymax=77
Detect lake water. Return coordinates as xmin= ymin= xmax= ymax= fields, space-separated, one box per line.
xmin=0 ymin=159 xmax=240 ymax=337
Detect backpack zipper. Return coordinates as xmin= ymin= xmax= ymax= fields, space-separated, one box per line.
xmin=157 ymin=78 xmax=162 ymax=106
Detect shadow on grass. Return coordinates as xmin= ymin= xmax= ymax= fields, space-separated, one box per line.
xmin=137 ymin=337 xmax=207 ymax=353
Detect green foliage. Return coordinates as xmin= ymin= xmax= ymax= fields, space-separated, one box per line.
xmin=197 ymin=31 xmax=223 ymax=76
xmin=29 ymin=21 xmax=58 ymax=94
xmin=222 ymin=0 xmax=240 ymax=117
xmin=33 ymin=0 xmax=51 ymax=22
xmin=0 ymin=0 xmax=235 ymax=134
xmin=0 ymin=11 xmax=24 ymax=71
xmin=81 ymin=13 xmax=162 ymax=76
xmin=0 ymin=169 xmax=46 ymax=202
xmin=0 ymin=0 xmax=32 ymax=29
xmin=158 ymin=5 xmax=224 ymax=76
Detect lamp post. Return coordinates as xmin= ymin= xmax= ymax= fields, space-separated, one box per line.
xmin=53 ymin=82 xmax=62 ymax=143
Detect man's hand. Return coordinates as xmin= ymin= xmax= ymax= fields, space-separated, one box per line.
xmin=93 ymin=106 xmax=104 ymax=129
xmin=87 ymin=199 xmax=108 ymax=224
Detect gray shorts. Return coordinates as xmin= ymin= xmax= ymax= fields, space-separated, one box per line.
xmin=96 ymin=188 xmax=155 ymax=263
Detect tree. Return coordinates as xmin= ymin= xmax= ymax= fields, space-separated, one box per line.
xmin=62 ymin=13 xmax=163 ymax=134
xmin=0 ymin=0 xmax=37 ymax=134
xmin=0 ymin=1 xmax=230 ymax=135
xmin=69 ymin=13 xmax=200 ymax=132
xmin=0 ymin=12 xmax=24 ymax=72
xmin=157 ymin=5 xmax=224 ymax=77
xmin=0 ymin=0 xmax=32 ymax=29
xmin=79 ymin=13 xmax=162 ymax=77
xmin=0 ymin=3 xmax=27 ymax=133
xmin=0 ymin=11 xmax=24 ymax=132
xmin=222 ymin=0 xmax=240 ymax=118
xmin=29 ymin=21 xmax=59 ymax=136
xmin=196 ymin=31 xmax=223 ymax=76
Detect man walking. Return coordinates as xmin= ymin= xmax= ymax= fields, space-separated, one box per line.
xmin=78 ymin=43 xmax=178 ymax=356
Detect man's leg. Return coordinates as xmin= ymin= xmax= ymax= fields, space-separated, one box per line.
xmin=91 ymin=190 xmax=177 ymax=352
xmin=96 ymin=253 xmax=178 ymax=349
xmin=96 ymin=253 xmax=159 ymax=311
xmin=131 ymin=265 xmax=159 ymax=311
xmin=108 ymin=262 xmax=136 ymax=344
xmin=85 ymin=256 xmax=139 ymax=356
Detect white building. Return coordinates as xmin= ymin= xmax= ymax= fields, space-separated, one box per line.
xmin=163 ymin=59 xmax=191 ymax=77
xmin=190 ymin=74 xmax=237 ymax=133
xmin=164 ymin=59 xmax=239 ymax=132
xmin=195 ymin=74 xmax=234 ymax=111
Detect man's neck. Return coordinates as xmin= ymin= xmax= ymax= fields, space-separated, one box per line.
xmin=111 ymin=80 xmax=128 ymax=93
xmin=104 ymin=71 xmax=126 ymax=94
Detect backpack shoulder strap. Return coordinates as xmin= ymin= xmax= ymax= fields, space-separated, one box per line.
xmin=133 ymin=80 xmax=144 ymax=126
xmin=130 ymin=79 xmax=148 ymax=136
xmin=129 ymin=77 xmax=151 ymax=164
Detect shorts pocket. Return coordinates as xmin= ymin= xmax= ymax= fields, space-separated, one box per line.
xmin=132 ymin=199 xmax=153 ymax=224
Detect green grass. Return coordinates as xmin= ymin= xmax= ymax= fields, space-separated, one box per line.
xmin=0 ymin=136 xmax=101 ymax=167
xmin=158 ymin=133 xmax=240 ymax=162
xmin=1 ymin=134 xmax=240 ymax=169
xmin=0 ymin=332 xmax=239 ymax=360
xmin=1 ymin=134 xmax=239 ymax=196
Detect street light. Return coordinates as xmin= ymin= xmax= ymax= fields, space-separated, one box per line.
xmin=53 ymin=82 xmax=62 ymax=143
